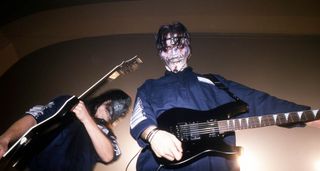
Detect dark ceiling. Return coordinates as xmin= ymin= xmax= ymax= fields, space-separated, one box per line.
xmin=0 ymin=0 xmax=131 ymax=26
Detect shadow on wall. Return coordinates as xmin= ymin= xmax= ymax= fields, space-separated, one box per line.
xmin=0 ymin=33 xmax=159 ymax=133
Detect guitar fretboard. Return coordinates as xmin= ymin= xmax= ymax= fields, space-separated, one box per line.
xmin=218 ymin=109 xmax=320 ymax=133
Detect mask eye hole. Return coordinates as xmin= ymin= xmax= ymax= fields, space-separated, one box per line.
xmin=162 ymin=44 xmax=185 ymax=53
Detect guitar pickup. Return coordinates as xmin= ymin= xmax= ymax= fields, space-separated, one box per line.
xmin=176 ymin=122 xmax=202 ymax=141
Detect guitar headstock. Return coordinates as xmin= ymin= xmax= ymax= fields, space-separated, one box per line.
xmin=109 ymin=55 xmax=143 ymax=80
xmin=78 ymin=55 xmax=143 ymax=99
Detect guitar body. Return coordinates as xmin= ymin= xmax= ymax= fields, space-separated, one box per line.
xmin=0 ymin=96 xmax=79 ymax=170
xmin=155 ymin=102 xmax=246 ymax=167
xmin=155 ymin=101 xmax=319 ymax=167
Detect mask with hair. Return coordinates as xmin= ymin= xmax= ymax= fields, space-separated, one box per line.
xmin=107 ymin=98 xmax=130 ymax=123
xmin=90 ymin=89 xmax=131 ymax=125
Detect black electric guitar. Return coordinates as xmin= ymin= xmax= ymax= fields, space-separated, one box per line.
xmin=0 ymin=56 xmax=142 ymax=170
xmin=155 ymin=102 xmax=319 ymax=167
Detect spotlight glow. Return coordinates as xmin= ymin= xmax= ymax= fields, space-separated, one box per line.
xmin=314 ymin=160 xmax=320 ymax=171
xmin=238 ymin=150 xmax=260 ymax=171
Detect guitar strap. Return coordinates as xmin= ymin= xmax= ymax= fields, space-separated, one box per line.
xmin=202 ymin=74 xmax=240 ymax=101
xmin=202 ymin=74 xmax=249 ymax=117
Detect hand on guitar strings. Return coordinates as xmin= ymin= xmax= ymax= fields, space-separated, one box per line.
xmin=71 ymin=101 xmax=93 ymax=124
xmin=149 ymin=130 xmax=183 ymax=161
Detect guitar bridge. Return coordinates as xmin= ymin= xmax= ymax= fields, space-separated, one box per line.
xmin=175 ymin=120 xmax=220 ymax=141
xmin=176 ymin=122 xmax=202 ymax=141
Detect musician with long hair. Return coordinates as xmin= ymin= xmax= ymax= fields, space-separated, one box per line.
xmin=0 ymin=89 xmax=131 ymax=171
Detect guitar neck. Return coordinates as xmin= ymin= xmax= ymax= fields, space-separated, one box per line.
xmin=218 ymin=109 xmax=320 ymax=133
xmin=79 ymin=55 xmax=142 ymax=99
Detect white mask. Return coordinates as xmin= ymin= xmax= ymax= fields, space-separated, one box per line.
xmin=159 ymin=33 xmax=191 ymax=73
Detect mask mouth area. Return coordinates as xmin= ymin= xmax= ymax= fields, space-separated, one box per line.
xmin=168 ymin=57 xmax=183 ymax=63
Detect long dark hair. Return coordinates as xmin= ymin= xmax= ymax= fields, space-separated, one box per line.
xmin=86 ymin=89 xmax=131 ymax=123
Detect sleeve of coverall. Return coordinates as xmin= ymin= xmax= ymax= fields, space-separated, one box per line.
xmin=129 ymin=82 xmax=158 ymax=147
xmin=214 ymin=74 xmax=310 ymax=127
xmin=25 ymin=95 xmax=71 ymax=123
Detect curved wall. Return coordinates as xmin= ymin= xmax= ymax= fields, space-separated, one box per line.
xmin=1 ymin=0 xmax=320 ymax=76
